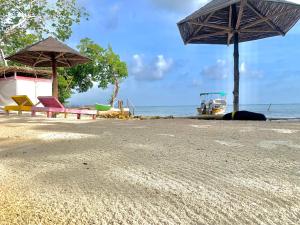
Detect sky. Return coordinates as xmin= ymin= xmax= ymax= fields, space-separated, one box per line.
xmin=68 ymin=0 xmax=300 ymax=106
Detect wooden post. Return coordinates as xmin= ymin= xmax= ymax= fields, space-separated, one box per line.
xmin=51 ymin=55 xmax=58 ymax=98
xmin=233 ymin=32 xmax=239 ymax=112
xmin=232 ymin=4 xmax=240 ymax=112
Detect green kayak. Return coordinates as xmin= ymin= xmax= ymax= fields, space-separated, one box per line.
xmin=95 ymin=104 xmax=112 ymax=111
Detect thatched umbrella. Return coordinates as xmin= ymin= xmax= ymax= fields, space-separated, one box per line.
xmin=6 ymin=37 xmax=90 ymax=97
xmin=178 ymin=0 xmax=300 ymax=112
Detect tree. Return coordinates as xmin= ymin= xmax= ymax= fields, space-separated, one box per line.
xmin=102 ymin=46 xmax=128 ymax=106
xmin=57 ymin=70 xmax=74 ymax=104
xmin=64 ymin=38 xmax=128 ymax=106
xmin=0 ymin=0 xmax=87 ymax=61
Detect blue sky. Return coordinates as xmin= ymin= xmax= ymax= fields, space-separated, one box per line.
xmin=68 ymin=0 xmax=300 ymax=106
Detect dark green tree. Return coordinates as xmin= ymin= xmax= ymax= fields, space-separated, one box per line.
xmin=64 ymin=38 xmax=128 ymax=106
xmin=0 ymin=0 xmax=87 ymax=62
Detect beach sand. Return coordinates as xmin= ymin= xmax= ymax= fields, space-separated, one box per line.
xmin=0 ymin=115 xmax=299 ymax=224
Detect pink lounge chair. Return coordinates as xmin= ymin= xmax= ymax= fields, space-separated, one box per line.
xmin=31 ymin=96 xmax=97 ymax=120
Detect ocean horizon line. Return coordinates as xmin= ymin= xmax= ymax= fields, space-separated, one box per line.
xmin=133 ymin=103 xmax=300 ymax=108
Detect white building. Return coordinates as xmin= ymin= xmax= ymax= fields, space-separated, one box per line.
xmin=0 ymin=66 xmax=52 ymax=106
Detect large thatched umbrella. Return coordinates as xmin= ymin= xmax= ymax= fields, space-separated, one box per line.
xmin=178 ymin=0 xmax=300 ymax=112
xmin=6 ymin=37 xmax=90 ymax=98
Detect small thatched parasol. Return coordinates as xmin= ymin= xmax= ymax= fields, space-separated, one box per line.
xmin=6 ymin=37 xmax=90 ymax=97
xmin=178 ymin=0 xmax=300 ymax=111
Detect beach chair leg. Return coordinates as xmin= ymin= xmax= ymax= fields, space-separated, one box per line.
xmin=77 ymin=114 xmax=81 ymax=120
xmin=31 ymin=111 xmax=36 ymax=117
xmin=92 ymin=114 xmax=96 ymax=120
xmin=18 ymin=110 xmax=22 ymax=116
xmin=47 ymin=112 xmax=52 ymax=118
xmin=64 ymin=112 xmax=68 ymax=118
xmin=5 ymin=110 xmax=9 ymax=116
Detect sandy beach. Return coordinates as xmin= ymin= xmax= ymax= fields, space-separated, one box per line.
xmin=0 ymin=115 xmax=299 ymax=224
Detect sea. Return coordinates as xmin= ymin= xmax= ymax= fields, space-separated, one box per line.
xmin=133 ymin=104 xmax=300 ymax=119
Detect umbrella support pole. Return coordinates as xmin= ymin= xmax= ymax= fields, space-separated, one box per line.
xmin=51 ymin=56 xmax=58 ymax=118
xmin=233 ymin=33 xmax=239 ymax=112
xmin=51 ymin=56 xmax=59 ymax=98
xmin=232 ymin=3 xmax=240 ymax=112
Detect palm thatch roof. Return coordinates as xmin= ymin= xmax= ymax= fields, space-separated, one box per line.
xmin=178 ymin=0 xmax=300 ymax=45
xmin=6 ymin=37 xmax=90 ymax=67
xmin=0 ymin=66 xmax=52 ymax=79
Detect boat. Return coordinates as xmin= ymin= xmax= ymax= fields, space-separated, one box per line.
xmin=95 ymin=103 xmax=112 ymax=111
xmin=197 ymin=92 xmax=227 ymax=115
xmin=95 ymin=103 xmax=130 ymax=116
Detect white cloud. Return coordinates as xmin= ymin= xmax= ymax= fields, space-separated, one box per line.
xmin=240 ymin=62 xmax=246 ymax=73
xmin=240 ymin=62 xmax=264 ymax=78
xmin=131 ymin=54 xmax=174 ymax=81
xmin=201 ymin=59 xmax=230 ymax=80
xmin=201 ymin=60 xmax=263 ymax=80
xmin=132 ymin=54 xmax=144 ymax=74
xmin=191 ymin=79 xmax=202 ymax=87
xmin=149 ymin=0 xmax=209 ymax=12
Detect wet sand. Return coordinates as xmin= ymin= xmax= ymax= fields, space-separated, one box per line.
xmin=0 ymin=115 xmax=299 ymax=224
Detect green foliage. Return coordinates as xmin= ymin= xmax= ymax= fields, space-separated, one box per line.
xmin=63 ymin=38 xmax=128 ymax=104
xmin=65 ymin=38 xmax=106 ymax=93
xmin=0 ymin=0 xmax=87 ymax=56
xmin=96 ymin=45 xmax=128 ymax=89
xmin=3 ymin=34 xmax=40 ymax=57
xmin=57 ymin=72 xmax=73 ymax=103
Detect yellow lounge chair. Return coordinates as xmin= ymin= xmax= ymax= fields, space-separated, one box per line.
xmin=4 ymin=95 xmax=34 ymax=115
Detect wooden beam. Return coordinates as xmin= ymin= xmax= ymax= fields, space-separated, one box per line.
xmin=227 ymin=33 xmax=234 ymax=45
xmin=33 ymin=52 xmax=43 ymax=67
xmin=246 ymin=2 xmax=285 ymax=36
xmin=188 ymin=21 xmax=231 ymax=31
xmin=240 ymin=29 xmax=277 ymax=33
xmin=60 ymin=54 xmax=72 ymax=67
xmin=34 ymin=52 xmax=51 ymax=60
xmin=227 ymin=5 xmax=233 ymax=45
xmin=56 ymin=59 xmax=71 ymax=66
xmin=191 ymin=12 xmax=215 ymax=37
xmin=188 ymin=30 xmax=228 ymax=43
xmin=33 ymin=58 xmax=51 ymax=66
xmin=236 ymin=0 xmax=246 ymax=30
xmin=11 ymin=55 xmax=35 ymax=62
xmin=11 ymin=57 xmax=34 ymax=64
xmin=241 ymin=9 xmax=293 ymax=31
xmin=54 ymin=52 xmax=72 ymax=67
xmin=55 ymin=52 xmax=65 ymax=60
xmin=229 ymin=5 xmax=232 ymax=29
xmin=66 ymin=58 xmax=90 ymax=60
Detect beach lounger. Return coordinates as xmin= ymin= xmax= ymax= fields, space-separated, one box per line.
xmin=4 ymin=95 xmax=34 ymax=115
xmin=31 ymin=96 xmax=97 ymax=120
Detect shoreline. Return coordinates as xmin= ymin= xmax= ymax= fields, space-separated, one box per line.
xmin=2 ymin=111 xmax=300 ymax=121
xmin=135 ymin=114 xmax=300 ymax=121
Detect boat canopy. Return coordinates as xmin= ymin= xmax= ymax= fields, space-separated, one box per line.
xmin=200 ymin=92 xmax=226 ymax=97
